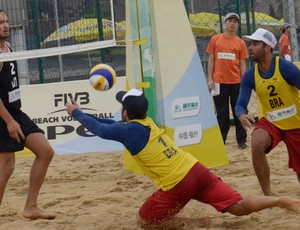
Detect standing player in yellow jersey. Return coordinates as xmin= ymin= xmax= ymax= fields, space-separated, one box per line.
xmin=66 ymin=88 xmax=300 ymax=229
xmin=236 ymin=28 xmax=300 ymax=196
xmin=206 ymin=12 xmax=248 ymax=150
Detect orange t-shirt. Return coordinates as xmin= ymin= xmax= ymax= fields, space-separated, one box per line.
xmin=279 ymin=33 xmax=292 ymax=57
xmin=206 ymin=34 xmax=248 ymax=84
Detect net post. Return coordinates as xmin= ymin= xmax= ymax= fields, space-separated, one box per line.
xmin=31 ymin=0 xmax=44 ymax=83
xmin=96 ymin=0 xmax=107 ymax=64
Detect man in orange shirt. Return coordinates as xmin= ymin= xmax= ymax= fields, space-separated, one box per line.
xmin=206 ymin=12 xmax=248 ymax=149
xmin=279 ymin=23 xmax=292 ymax=61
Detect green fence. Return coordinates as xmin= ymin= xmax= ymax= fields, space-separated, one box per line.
xmin=1 ymin=0 xmax=300 ymax=116
xmin=1 ymin=0 xmax=126 ymax=84
xmin=184 ymin=0 xmax=300 ymax=118
xmin=185 ymin=0 xmax=299 ymax=71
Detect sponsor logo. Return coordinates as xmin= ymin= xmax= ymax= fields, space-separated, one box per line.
xmin=172 ymin=96 xmax=200 ymax=119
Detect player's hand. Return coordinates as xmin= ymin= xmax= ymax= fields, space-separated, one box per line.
xmin=7 ymin=119 xmax=25 ymax=143
xmin=239 ymin=114 xmax=256 ymax=131
xmin=66 ymin=99 xmax=81 ymax=116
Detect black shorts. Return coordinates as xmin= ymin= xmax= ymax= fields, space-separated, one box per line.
xmin=0 ymin=110 xmax=44 ymax=152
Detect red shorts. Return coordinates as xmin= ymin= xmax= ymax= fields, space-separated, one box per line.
xmin=139 ymin=162 xmax=242 ymax=224
xmin=254 ymin=118 xmax=300 ymax=173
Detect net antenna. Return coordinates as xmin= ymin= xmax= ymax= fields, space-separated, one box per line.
xmin=0 ymin=0 xmax=117 ymax=63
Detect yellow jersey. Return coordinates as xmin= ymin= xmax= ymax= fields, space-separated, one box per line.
xmin=129 ymin=117 xmax=198 ymax=191
xmin=255 ymin=57 xmax=300 ymax=129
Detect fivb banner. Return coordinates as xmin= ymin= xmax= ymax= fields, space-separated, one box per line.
xmin=17 ymin=77 xmax=126 ymax=156
xmin=124 ymin=0 xmax=228 ymax=173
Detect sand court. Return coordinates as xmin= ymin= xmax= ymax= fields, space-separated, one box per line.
xmin=1 ymin=127 xmax=300 ymax=230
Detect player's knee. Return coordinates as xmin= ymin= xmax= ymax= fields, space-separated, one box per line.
xmin=251 ymin=139 xmax=267 ymax=155
xmin=45 ymin=147 xmax=55 ymax=160
xmin=251 ymin=131 xmax=271 ymax=151
xmin=38 ymin=146 xmax=55 ymax=161
xmin=136 ymin=213 xmax=149 ymax=229
xmin=136 ymin=212 xmax=162 ymax=229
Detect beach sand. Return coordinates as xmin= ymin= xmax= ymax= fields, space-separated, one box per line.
xmin=1 ymin=127 xmax=300 ymax=230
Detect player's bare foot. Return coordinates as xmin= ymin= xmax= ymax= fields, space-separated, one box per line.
xmin=23 ymin=206 xmax=56 ymax=220
xmin=278 ymin=196 xmax=300 ymax=213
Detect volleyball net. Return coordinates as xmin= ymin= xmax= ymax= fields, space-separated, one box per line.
xmin=2 ymin=0 xmax=125 ymax=84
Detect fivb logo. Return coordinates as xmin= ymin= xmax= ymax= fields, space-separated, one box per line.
xmin=43 ymin=91 xmax=94 ymax=140
xmin=54 ymin=92 xmax=90 ymax=107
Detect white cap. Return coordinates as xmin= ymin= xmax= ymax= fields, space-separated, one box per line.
xmin=224 ymin=12 xmax=239 ymax=21
xmin=119 ymin=88 xmax=143 ymax=102
xmin=242 ymin=28 xmax=277 ymax=49
xmin=281 ymin=23 xmax=291 ymax=31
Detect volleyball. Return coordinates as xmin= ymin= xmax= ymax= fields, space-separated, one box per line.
xmin=88 ymin=64 xmax=117 ymax=91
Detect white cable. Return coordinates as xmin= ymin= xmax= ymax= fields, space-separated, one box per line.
xmin=0 ymin=40 xmax=117 ymax=62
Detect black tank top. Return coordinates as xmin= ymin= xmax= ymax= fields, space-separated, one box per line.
xmin=0 ymin=46 xmax=21 ymax=112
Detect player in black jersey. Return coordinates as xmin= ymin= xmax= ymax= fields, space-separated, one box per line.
xmin=0 ymin=9 xmax=55 ymax=220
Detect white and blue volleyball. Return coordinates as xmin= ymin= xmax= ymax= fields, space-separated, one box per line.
xmin=88 ymin=64 xmax=116 ymax=91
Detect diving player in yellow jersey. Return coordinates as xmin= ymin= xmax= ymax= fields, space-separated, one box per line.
xmin=236 ymin=28 xmax=300 ymax=196
xmin=67 ymin=88 xmax=300 ymax=229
